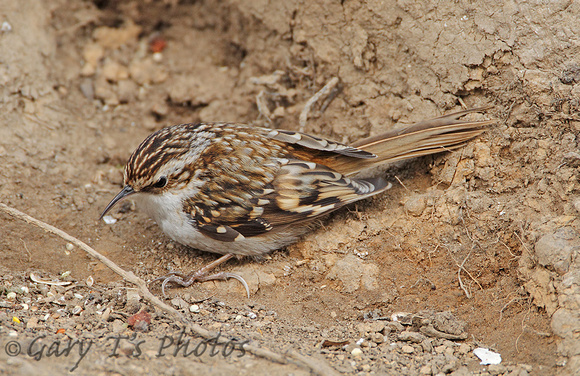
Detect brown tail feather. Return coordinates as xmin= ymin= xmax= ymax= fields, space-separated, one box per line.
xmin=333 ymin=107 xmax=494 ymax=175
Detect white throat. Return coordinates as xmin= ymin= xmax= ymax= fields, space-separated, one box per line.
xmin=133 ymin=191 xmax=191 ymax=240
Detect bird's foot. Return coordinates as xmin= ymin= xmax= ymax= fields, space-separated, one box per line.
xmin=151 ymin=253 xmax=249 ymax=297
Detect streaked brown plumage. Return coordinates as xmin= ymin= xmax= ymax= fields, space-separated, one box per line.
xmin=101 ymin=107 xmax=493 ymax=294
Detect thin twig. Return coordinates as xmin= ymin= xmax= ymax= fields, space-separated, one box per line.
xmin=445 ymin=245 xmax=483 ymax=298
xmin=409 ymin=277 xmax=436 ymax=290
xmin=515 ymin=304 xmax=533 ymax=353
xmin=0 ymin=203 xmax=180 ymax=318
xmin=395 ymin=176 xmax=410 ymax=192
xmin=514 ymin=231 xmax=532 ymax=256
xmin=460 ymin=248 xmax=483 ymax=291
xmin=494 ymin=236 xmax=518 ymax=258
xmin=450 ymin=148 xmax=466 ymax=186
xmin=428 ymin=244 xmax=439 ymax=267
xmin=503 ymin=100 xmax=516 ymax=124
xmin=299 ymin=77 xmax=339 ymax=132
xmin=457 ymin=249 xmax=472 ymax=298
xmin=499 ymin=295 xmax=522 ymax=323
xmin=457 ymin=218 xmax=484 ymax=295
xmin=0 ymin=202 xmax=338 ymax=376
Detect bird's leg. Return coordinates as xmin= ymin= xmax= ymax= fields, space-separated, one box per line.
xmin=153 ymin=253 xmax=250 ymax=298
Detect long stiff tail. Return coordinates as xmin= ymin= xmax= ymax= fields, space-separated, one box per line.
xmin=333 ymin=107 xmax=494 ymax=175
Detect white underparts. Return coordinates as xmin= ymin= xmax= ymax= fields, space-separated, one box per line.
xmin=134 ymin=191 xmax=303 ymax=256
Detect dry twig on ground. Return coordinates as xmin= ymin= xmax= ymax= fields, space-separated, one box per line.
xmin=0 ymin=202 xmax=339 ymax=376
xmin=299 ymin=77 xmax=339 ymax=132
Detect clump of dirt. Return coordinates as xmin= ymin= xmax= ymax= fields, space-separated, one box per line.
xmin=0 ymin=0 xmax=578 ymax=375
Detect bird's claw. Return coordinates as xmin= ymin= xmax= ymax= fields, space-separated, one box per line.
xmin=153 ymin=270 xmax=250 ymax=298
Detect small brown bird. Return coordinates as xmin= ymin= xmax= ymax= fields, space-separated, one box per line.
xmin=101 ymin=108 xmax=493 ymax=295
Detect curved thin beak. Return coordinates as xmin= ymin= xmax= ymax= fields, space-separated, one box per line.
xmin=100 ymin=185 xmax=135 ymax=220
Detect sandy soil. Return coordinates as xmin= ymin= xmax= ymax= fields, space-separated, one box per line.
xmin=0 ymin=0 xmax=579 ymax=375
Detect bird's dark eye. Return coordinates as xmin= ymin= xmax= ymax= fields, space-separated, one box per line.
xmin=152 ymin=176 xmax=168 ymax=188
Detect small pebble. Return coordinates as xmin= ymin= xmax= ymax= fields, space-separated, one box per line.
xmin=370 ymin=332 xmax=384 ymax=344
xmin=79 ymin=79 xmax=94 ymax=99
xmin=458 ymin=343 xmax=471 ymax=355
xmin=401 ymin=345 xmax=415 ymax=354
xmin=111 ymin=319 xmax=125 ymax=333
xmin=170 ymin=297 xmax=188 ymax=310
xmin=404 ymin=195 xmax=427 ymax=216
xmin=387 ymin=321 xmax=405 ymax=332
xmin=487 ymin=364 xmax=507 ymax=375
xmin=26 ymin=317 xmax=39 ymax=329
xmin=573 ymin=199 xmax=580 ymax=214
xmin=102 ymin=215 xmax=117 ymax=224
xmin=272 ymin=106 xmax=285 ymax=118
xmin=102 ymin=61 xmax=129 ymax=82
xmin=126 ymin=289 xmax=141 ymax=312
xmin=351 ymin=347 xmax=363 ymax=357
xmin=398 ymin=331 xmax=426 ymax=343
xmin=6 ymin=292 xmax=16 ymax=300
xmin=421 ymin=338 xmax=433 ymax=350
xmin=101 ymin=307 xmax=111 ymax=321
xmin=189 ymin=304 xmax=200 ymax=313
xmin=1 ymin=21 xmax=12 ymax=32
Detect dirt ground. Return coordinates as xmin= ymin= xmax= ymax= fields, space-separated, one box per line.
xmin=1 ymin=0 xmax=579 ymax=375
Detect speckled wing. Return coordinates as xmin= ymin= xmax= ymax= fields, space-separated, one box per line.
xmin=259 ymin=159 xmax=390 ymax=227
xmin=183 ymin=157 xmax=389 ymax=243
xmin=262 ymin=128 xmax=377 ymax=159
